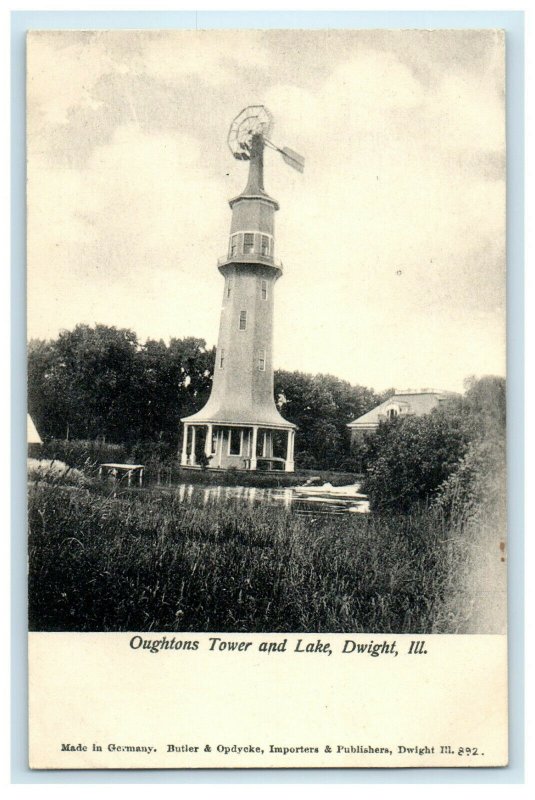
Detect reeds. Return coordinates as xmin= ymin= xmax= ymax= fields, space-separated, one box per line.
xmin=28 ymin=478 xmax=502 ymax=633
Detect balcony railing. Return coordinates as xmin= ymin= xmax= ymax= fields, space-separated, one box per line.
xmin=218 ymin=253 xmax=283 ymax=270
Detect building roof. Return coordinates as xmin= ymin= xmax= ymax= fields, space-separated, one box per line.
xmin=27 ymin=414 xmax=42 ymax=444
xmin=182 ymin=402 xmax=296 ymax=429
xmin=347 ymin=391 xmax=455 ymax=429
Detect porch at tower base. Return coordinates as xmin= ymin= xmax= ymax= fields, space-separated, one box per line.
xmin=180 ymin=422 xmax=296 ymax=473
xmin=180 ymin=460 xmax=286 ymax=472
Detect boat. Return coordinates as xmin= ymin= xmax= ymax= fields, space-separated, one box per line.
xmin=292 ymin=482 xmax=367 ymax=500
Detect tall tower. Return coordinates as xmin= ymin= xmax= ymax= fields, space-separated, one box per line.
xmin=181 ymin=106 xmax=304 ymax=471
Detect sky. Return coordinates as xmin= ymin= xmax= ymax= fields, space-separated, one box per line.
xmin=27 ymin=29 xmax=506 ymax=393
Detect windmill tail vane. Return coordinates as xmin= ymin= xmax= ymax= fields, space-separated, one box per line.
xmin=280 ymin=146 xmax=305 ymax=173
xmin=264 ymin=138 xmax=305 ymax=173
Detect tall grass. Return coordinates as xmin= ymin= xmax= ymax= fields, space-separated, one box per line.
xmin=27 ymin=476 xmax=496 ymax=633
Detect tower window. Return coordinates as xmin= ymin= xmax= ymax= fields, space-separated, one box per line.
xmin=243 ymin=233 xmax=255 ymax=254
xmin=258 ymin=349 xmax=266 ymax=371
xmin=226 ymin=279 xmax=232 ymax=298
xmin=228 ymin=428 xmax=242 ymax=456
xmin=261 ymin=279 xmax=268 ymax=301
xmin=229 ymin=234 xmax=238 ymax=257
xmin=219 ymin=349 xmax=225 ymax=369
xmin=261 ymin=235 xmax=270 ymax=256
xmin=239 ymin=310 xmax=247 ymax=330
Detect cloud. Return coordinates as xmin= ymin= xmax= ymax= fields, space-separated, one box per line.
xmin=28 ymin=122 xmax=230 ymax=345
xmin=140 ymin=30 xmax=270 ymax=87
xmin=28 ymin=32 xmax=115 ymax=127
xmin=28 ymin=31 xmax=271 ymax=130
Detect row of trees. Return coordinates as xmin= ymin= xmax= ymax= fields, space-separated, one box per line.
xmin=29 ymin=325 xmax=505 ymax=496
xmin=28 ymin=325 xmax=214 ymax=447
xmin=28 ymin=324 xmax=387 ymax=469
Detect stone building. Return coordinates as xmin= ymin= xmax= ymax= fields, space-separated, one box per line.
xmin=180 ymin=130 xmax=296 ymax=471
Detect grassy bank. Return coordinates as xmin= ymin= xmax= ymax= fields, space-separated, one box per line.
xmin=28 ymin=477 xmax=492 ymax=633
xmin=157 ymin=467 xmax=361 ymax=488
xmin=39 ymin=438 xmax=361 ymax=488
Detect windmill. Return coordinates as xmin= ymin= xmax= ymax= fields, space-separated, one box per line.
xmin=227 ymin=105 xmax=305 ymax=173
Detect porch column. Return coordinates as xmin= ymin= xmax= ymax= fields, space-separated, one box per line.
xmin=190 ymin=426 xmax=197 ymax=465
xmin=181 ymin=424 xmax=189 ymax=466
xmin=217 ymin=429 xmax=224 ymax=468
xmin=285 ymin=429 xmax=295 ymax=472
xmin=250 ymin=425 xmax=258 ymax=471
xmin=205 ymin=424 xmax=213 ymax=459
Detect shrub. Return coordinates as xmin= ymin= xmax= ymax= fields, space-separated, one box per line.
xmin=362 ymin=409 xmax=474 ymax=513
xmin=41 ymin=439 xmax=127 ymax=471
xmin=432 ymin=436 xmax=505 ymax=523
xmin=361 ymin=376 xmax=506 ymax=514
xmin=27 ymin=458 xmax=90 ymax=487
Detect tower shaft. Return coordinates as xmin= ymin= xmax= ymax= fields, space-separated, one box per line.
xmin=181 ymin=133 xmax=295 ymax=471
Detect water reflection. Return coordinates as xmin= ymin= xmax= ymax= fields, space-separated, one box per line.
xmin=169 ymin=482 xmax=369 ymax=516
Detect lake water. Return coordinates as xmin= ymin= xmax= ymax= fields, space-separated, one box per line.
xmin=172 ymin=482 xmax=370 ymax=516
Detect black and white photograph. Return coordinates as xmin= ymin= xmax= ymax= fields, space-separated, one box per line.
xmin=25 ymin=27 xmax=508 ymax=769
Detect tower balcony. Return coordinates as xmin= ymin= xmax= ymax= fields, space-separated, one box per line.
xmin=217 ymin=253 xmax=283 ymax=273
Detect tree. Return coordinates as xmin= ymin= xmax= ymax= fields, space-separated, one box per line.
xmin=463 ymin=375 xmax=506 ymax=436
xmin=131 ymin=337 xmax=214 ymax=447
xmin=433 ymin=376 xmax=506 ymax=521
xmin=274 ymin=370 xmax=383 ymax=469
xmin=28 ymin=338 xmax=71 ymax=440
xmin=49 ymin=324 xmax=140 ymax=441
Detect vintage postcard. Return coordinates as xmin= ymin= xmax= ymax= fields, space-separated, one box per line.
xmin=27 ymin=29 xmax=507 ymax=769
